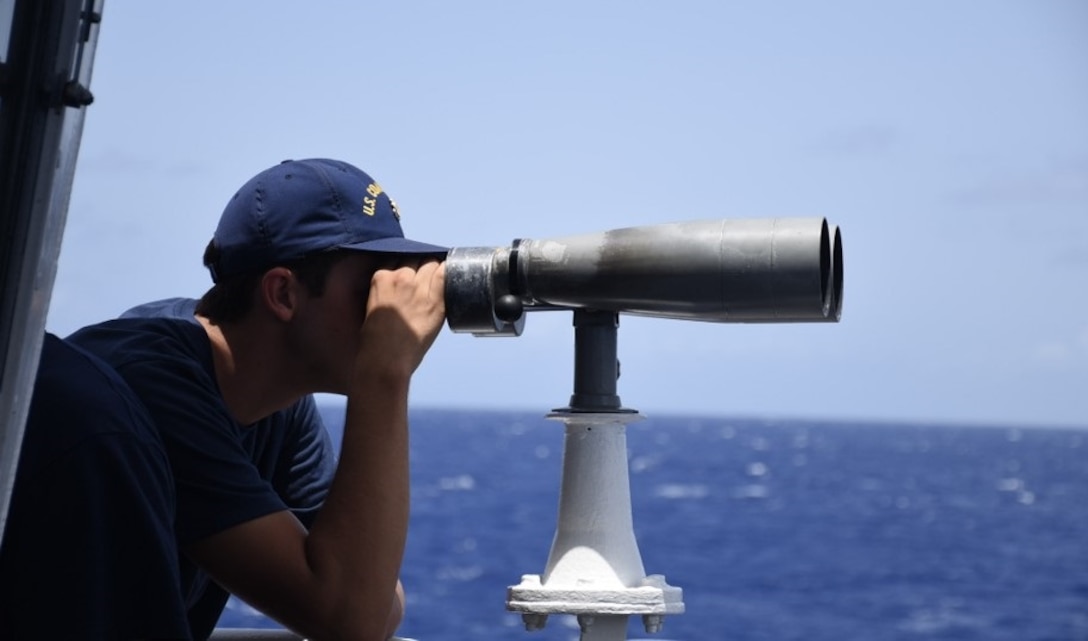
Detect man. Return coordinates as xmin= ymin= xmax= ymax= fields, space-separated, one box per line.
xmin=3 ymin=158 xmax=446 ymax=640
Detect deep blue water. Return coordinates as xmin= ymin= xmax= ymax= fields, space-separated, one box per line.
xmin=219 ymin=408 xmax=1088 ymax=641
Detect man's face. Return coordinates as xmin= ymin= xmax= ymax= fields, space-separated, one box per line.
xmin=286 ymin=252 xmax=393 ymax=394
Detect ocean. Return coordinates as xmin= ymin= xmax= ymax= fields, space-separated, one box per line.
xmin=218 ymin=407 xmax=1088 ymax=641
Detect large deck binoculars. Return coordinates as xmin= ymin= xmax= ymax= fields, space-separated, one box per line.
xmin=445 ymin=217 xmax=843 ymax=337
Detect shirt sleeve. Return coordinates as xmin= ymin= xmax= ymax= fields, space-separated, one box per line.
xmin=117 ymin=355 xmax=289 ymax=545
xmin=270 ymin=395 xmax=337 ymax=529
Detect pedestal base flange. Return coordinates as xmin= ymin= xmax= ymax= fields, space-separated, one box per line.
xmin=506 ymin=573 xmax=684 ymax=616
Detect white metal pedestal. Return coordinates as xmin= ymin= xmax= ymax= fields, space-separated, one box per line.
xmin=507 ymin=412 xmax=684 ymax=640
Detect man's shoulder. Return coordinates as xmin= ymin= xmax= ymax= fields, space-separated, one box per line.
xmin=119 ymin=297 xmax=200 ymax=323
xmin=67 ymin=298 xmax=209 ymax=370
xmin=35 ymin=333 xmax=154 ymax=426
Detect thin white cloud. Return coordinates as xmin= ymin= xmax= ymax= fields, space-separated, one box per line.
xmin=949 ymin=157 xmax=1088 ymax=206
xmin=1029 ymin=327 xmax=1088 ymax=367
xmin=807 ymin=124 xmax=898 ymax=156
xmin=1031 ymin=340 xmax=1072 ymax=365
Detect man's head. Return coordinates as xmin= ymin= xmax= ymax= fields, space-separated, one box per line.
xmin=198 ymin=159 xmax=445 ymax=323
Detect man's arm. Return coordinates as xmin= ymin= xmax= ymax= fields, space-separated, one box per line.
xmin=186 ymin=261 xmax=445 ymax=640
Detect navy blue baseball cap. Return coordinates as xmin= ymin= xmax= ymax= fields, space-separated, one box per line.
xmin=207 ymin=158 xmax=447 ymax=282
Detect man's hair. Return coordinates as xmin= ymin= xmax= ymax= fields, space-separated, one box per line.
xmin=196 ymin=241 xmax=353 ymax=324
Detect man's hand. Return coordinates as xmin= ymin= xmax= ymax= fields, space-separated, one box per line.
xmin=357 ymin=259 xmax=445 ymax=380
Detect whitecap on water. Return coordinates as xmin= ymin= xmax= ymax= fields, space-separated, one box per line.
xmin=747 ymin=461 xmax=768 ymax=477
xmin=732 ymin=484 xmax=770 ymax=499
xmin=435 ymin=564 xmax=484 ymax=581
xmin=223 ymin=598 xmax=264 ymax=617
xmin=898 ymin=601 xmax=989 ymax=634
xmin=631 ymin=454 xmax=659 ymax=473
xmin=438 ymin=474 xmax=476 ymax=491
xmin=654 ymin=483 xmax=709 ymax=499
xmin=859 ymin=478 xmax=882 ymax=491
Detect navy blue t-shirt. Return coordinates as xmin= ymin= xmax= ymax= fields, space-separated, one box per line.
xmin=68 ymin=298 xmax=337 ymax=639
xmin=0 ymin=333 xmax=191 ymax=639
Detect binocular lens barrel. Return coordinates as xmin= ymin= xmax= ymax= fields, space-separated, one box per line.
xmin=445 ymin=217 xmax=843 ymax=336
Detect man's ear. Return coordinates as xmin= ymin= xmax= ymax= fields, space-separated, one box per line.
xmin=259 ymin=267 xmax=299 ymax=322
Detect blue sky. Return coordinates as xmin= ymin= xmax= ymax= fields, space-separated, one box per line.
xmin=49 ymin=1 xmax=1087 ymax=427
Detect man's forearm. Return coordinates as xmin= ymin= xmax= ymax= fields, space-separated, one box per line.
xmin=302 ymin=370 xmax=412 ymax=639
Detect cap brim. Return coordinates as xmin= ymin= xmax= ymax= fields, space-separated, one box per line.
xmin=341 ymin=237 xmax=449 ymax=256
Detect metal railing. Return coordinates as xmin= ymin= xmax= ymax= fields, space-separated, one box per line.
xmin=211 ymin=630 xmax=416 ymax=641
